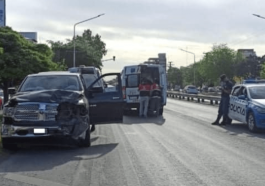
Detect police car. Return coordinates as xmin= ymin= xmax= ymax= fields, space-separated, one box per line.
xmin=228 ymin=79 xmax=265 ymax=132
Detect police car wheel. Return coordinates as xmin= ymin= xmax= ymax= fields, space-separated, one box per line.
xmin=247 ymin=112 xmax=258 ymax=132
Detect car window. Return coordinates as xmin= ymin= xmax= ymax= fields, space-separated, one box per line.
xmin=126 ymin=74 xmax=139 ymax=87
xmin=19 ymin=75 xmax=81 ymax=91
xmin=231 ymin=86 xmax=241 ymax=96
xmin=82 ymin=74 xmax=102 ymax=88
xmin=249 ymin=86 xmax=265 ymax=99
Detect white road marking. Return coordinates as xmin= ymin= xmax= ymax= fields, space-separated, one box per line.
xmin=4 ymin=173 xmax=69 ymax=186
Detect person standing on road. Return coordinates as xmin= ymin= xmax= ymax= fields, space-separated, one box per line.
xmin=149 ymin=79 xmax=162 ymax=117
xmin=212 ymin=74 xmax=233 ymax=125
xmin=138 ymin=78 xmax=151 ymax=118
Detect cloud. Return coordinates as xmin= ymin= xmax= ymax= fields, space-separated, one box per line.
xmin=5 ymin=0 xmax=265 ymax=72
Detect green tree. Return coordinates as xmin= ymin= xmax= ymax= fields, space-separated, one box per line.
xmin=48 ymin=29 xmax=107 ymax=69
xmin=0 ymin=26 xmax=65 ymax=103
xmin=198 ymin=44 xmax=243 ymax=85
xmin=167 ymin=67 xmax=182 ymax=88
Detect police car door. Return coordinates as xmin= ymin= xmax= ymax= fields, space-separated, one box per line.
xmin=87 ymin=73 xmax=124 ymax=124
xmin=229 ymin=86 xmax=247 ymax=122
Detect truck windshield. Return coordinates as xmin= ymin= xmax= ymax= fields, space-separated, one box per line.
xmin=20 ymin=75 xmax=81 ymax=91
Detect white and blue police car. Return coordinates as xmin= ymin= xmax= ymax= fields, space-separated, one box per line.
xmin=228 ymin=79 xmax=265 ymax=132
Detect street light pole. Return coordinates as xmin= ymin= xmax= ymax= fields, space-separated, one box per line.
xmin=73 ymin=13 xmax=104 ymax=67
xmin=180 ymin=48 xmax=196 ymax=85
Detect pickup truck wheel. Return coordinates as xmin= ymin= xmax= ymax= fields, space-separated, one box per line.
xmin=159 ymin=107 xmax=163 ymax=115
xmin=78 ymin=128 xmax=91 ymax=147
xmin=247 ymin=112 xmax=258 ymax=132
xmin=1 ymin=138 xmax=18 ymax=151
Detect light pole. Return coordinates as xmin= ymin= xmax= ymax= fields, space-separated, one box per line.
xmin=73 ymin=13 xmax=104 ymax=67
xmin=180 ymin=48 xmax=196 ymax=85
xmin=253 ymin=14 xmax=265 ymax=19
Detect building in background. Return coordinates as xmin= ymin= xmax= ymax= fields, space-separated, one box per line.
xmin=19 ymin=32 xmax=38 ymax=43
xmin=0 ymin=0 xmax=6 ymax=27
xmin=238 ymin=49 xmax=257 ymax=58
xmin=143 ymin=53 xmax=167 ymax=72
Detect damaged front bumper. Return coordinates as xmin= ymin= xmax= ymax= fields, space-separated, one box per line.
xmin=1 ymin=101 xmax=90 ymax=143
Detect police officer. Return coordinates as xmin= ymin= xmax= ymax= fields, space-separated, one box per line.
xmin=212 ymin=74 xmax=233 ymax=125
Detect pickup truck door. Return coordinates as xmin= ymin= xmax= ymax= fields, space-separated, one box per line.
xmin=87 ymin=73 xmax=124 ymax=124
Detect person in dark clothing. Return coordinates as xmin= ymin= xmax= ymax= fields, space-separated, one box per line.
xmin=212 ymin=74 xmax=233 ymax=125
xmin=149 ymin=80 xmax=161 ymax=117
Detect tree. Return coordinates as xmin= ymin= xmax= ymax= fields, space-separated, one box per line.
xmin=48 ymin=29 xmax=107 ymax=69
xmin=167 ymin=67 xmax=182 ymax=88
xmin=198 ymin=44 xmax=243 ymax=85
xmin=0 ymin=26 xmax=65 ymax=103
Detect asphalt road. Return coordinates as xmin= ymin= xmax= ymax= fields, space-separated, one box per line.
xmin=1 ymin=98 xmax=265 ymax=186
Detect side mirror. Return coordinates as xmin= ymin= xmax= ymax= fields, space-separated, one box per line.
xmin=8 ymin=87 xmax=16 ymax=95
xmin=104 ymin=83 xmax=108 ymax=88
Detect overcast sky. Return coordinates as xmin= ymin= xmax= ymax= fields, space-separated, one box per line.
xmin=6 ymin=0 xmax=265 ymax=73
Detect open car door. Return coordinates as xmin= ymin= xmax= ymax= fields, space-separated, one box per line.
xmin=87 ymin=73 xmax=124 ymax=124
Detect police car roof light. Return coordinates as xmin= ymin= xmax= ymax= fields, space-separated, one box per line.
xmin=243 ymin=79 xmax=265 ymax=84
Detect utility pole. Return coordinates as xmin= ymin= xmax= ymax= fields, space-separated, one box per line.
xmin=168 ymin=62 xmax=173 ymax=71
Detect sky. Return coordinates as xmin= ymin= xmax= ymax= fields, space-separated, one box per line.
xmin=5 ymin=0 xmax=265 ymax=74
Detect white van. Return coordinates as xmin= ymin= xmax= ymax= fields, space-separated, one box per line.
xmin=121 ymin=64 xmax=167 ymax=115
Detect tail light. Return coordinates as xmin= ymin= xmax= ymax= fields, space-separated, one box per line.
xmin=122 ymin=86 xmax=126 ymax=99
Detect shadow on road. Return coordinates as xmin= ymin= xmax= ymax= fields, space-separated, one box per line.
xmin=123 ymin=115 xmax=166 ymax=125
xmin=217 ymin=122 xmax=265 ymax=139
xmin=0 ymin=142 xmax=118 ymax=173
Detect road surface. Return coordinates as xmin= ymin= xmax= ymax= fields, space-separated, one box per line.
xmin=1 ymin=98 xmax=265 ymax=186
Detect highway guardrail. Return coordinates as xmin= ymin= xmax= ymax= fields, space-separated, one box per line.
xmin=167 ymin=91 xmax=221 ymax=105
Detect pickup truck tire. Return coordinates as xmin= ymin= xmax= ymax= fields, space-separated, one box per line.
xmin=78 ymin=128 xmax=91 ymax=147
xmin=159 ymin=107 xmax=163 ymax=115
xmin=1 ymin=138 xmax=18 ymax=150
xmin=247 ymin=112 xmax=258 ymax=132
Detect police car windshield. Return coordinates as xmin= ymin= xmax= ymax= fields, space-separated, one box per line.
xmin=249 ymin=86 xmax=265 ymax=99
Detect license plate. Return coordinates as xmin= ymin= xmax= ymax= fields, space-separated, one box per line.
xmin=130 ymin=96 xmax=137 ymax=100
xmin=34 ymin=128 xmax=46 ymax=134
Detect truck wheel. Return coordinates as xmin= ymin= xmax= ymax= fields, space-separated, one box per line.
xmin=78 ymin=128 xmax=91 ymax=147
xmin=1 ymin=138 xmax=18 ymax=151
xmin=159 ymin=107 xmax=164 ymax=115
xmin=247 ymin=112 xmax=258 ymax=132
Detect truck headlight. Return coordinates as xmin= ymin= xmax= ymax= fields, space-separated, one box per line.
xmin=3 ymin=107 xmax=15 ymax=117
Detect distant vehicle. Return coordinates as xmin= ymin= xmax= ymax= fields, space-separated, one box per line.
xmin=201 ymin=86 xmax=208 ymax=92
xmin=174 ymin=85 xmax=181 ymax=91
xmin=183 ymin=85 xmax=198 ymax=94
xmin=228 ymin=79 xmax=265 ymax=132
xmin=121 ymin=64 xmax=167 ymax=115
xmin=208 ymin=87 xmax=216 ymax=92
